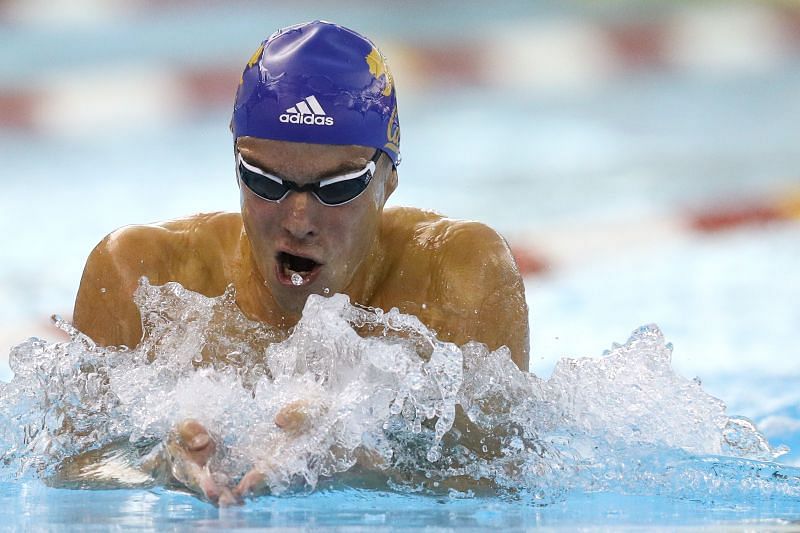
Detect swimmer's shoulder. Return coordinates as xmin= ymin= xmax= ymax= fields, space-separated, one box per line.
xmin=155 ymin=211 xmax=243 ymax=236
xmin=382 ymin=206 xmax=513 ymax=263
xmin=90 ymin=211 xmax=243 ymax=280
xmin=380 ymin=206 xmax=529 ymax=370
xmin=136 ymin=211 xmax=243 ymax=246
xmin=74 ymin=212 xmax=243 ymax=346
xmin=380 ymin=206 xmax=444 ymax=247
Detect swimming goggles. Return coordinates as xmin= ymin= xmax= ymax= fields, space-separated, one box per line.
xmin=237 ymin=150 xmax=381 ymax=206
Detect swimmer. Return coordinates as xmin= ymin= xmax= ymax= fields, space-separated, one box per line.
xmin=71 ymin=21 xmax=529 ymax=504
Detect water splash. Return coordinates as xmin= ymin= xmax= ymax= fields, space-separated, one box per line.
xmin=0 ymin=279 xmax=796 ymax=502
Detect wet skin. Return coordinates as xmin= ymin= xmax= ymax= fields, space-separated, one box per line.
xmin=72 ymin=137 xmax=530 ymax=504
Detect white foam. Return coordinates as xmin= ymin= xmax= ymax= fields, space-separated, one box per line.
xmin=0 ymin=279 xmax=794 ymax=501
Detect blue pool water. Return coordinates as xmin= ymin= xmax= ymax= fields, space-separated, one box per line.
xmin=1 ymin=277 xmax=799 ymax=529
xmin=2 ymin=483 xmax=799 ymax=530
xmin=2 ymin=106 xmax=800 ymax=527
xmin=2 ymin=0 xmax=800 ymax=529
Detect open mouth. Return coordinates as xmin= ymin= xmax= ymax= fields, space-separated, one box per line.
xmin=275 ymin=252 xmax=322 ymax=286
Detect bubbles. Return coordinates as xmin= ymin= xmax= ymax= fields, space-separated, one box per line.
xmin=0 ymin=279 xmax=796 ymax=503
xmin=426 ymin=446 xmax=442 ymax=463
xmin=291 ymin=273 xmax=303 ymax=286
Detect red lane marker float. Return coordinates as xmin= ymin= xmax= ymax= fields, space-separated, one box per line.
xmin=689 ymin=204 xmax=785 ymax=233
xmin=606 ymin=20 xmax=670 ymax=70
xmin=777 ymin=5 xmax=800 ymax=47
xmin=512 ymin=247 xmax=549 ymax=276
xmin=689 ymin=190 xmax=800 ymax=233
xmin=512 ymin=189 xmax=800 ymax=277
xmin=181 ymin=67 xmax=241 ymax=108
xmin=0 ymin=90 xmax=39 ymax=131
xmin=413 ymin=42 xmax=484 ymax=85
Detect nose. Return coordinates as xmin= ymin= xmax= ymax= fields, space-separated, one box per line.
xmin=279 ymin=191 xmax=319 ymax=240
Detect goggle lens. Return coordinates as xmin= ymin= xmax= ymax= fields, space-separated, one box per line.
xmin=239 ymin=166 xmax=287 ymax=201
xmin=237 ymin=151 xmax=380 ymax=206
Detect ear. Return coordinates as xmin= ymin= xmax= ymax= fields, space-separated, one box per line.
xmin=383 ymin=166 xmax=398 ymax=202
xmin=233 ymin=141 xmax=241 ymax=187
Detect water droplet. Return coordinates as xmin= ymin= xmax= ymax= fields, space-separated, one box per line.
xmin=291 ymin=272 xmax=304 ymax=286
xmin=323 ymin=287 xmax=330 ymax=295
xmin=427 ymin=447 xmax=441 ymax=462
xmin=99 ymin=288 xmax=107 ymax=293
xmin=421 ymin=303 xmax=427 ymax=310
xmin=390 ymin=399 xmax=404 ymax=415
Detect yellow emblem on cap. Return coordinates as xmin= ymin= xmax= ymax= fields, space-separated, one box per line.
xmin=365 ymin=47 xmax=393 ymax=97
xmin=247 ymin=44 xmax=264 ymax=68
xmin=240 ymin=43 xmax=265 ymax=85
xmin=385 ymin=106 xmax=400 ymax=151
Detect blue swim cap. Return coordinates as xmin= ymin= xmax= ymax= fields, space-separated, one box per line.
xmin=232 ymin=21 xmax=401 ymax=167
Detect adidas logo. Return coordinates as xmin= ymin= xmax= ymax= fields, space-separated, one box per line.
xmin=279 ymin=95 xmax=334 ymax=126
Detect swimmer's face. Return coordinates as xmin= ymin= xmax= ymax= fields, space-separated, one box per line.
xmin=236 ymin=137 xmax=396 ymax=316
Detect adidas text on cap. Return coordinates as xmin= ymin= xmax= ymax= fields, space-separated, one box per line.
xmin=280 ymin=95 xmax=334 ymax=126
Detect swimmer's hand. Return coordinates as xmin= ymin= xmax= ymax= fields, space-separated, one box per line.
xmin=274 ymin=398 xmax=316 ymax=433
xmin=234 ymin=400 xmax=318 ymax=498
xmin=150 ymin=419 xmax=241 ymax=506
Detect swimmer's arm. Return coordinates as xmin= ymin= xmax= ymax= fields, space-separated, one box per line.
xmin=434 ymin=221 xmax=530 ymax=371
xmin=73 ymin=226 xmax=170 ymax=347
xmin=52 ymin=420 xmax=239 ymax=506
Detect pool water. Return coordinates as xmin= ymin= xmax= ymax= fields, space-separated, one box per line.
xmin=3 ymin=483 xmax=799 ymax=530
xmin=1 ymin=276 xmax=799 ymax=529
xmin=2 ymin=0 xmax=800 ymax=529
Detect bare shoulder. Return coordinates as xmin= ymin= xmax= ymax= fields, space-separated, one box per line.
xmin=429 ymin=218 xmax=513 ymax=262
xmin=73 ymin=212 xmax=242 ymax=347
xmin=155 ymin=211 xmax=243 ymax=241
xmin=381 ymin=206 xmax=443 ymax=237
xmin=383 ymin=206 xmax=517 ymax=276
xmin=380 ymin=207 xmax=529 ymax=370
xmin=83 ymin=212 xmax=242 ymax=285
xmin=116 ymin=211 xmax=242 ymax=248
xmin=419 ymin=216 xmax=521 ymax=307
xmin=383 ymin=206 xmax=510 ymax=254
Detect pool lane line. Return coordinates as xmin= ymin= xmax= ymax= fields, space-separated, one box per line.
xmin=3 ymin=2 xmax=800 ymax=135
xmin=510 ymin=188 xmax=800 ymax=277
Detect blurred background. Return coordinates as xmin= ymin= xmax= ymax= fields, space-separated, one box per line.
xmin=1 ymin=0 xmax=799 ymax=458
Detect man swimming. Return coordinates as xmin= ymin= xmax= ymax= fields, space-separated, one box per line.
xmin=71 ymin=21 xmax=529 ymax=504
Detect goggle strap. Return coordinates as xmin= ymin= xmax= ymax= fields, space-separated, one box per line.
xmin=318 ymin=161 xmax=375 ymax=187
